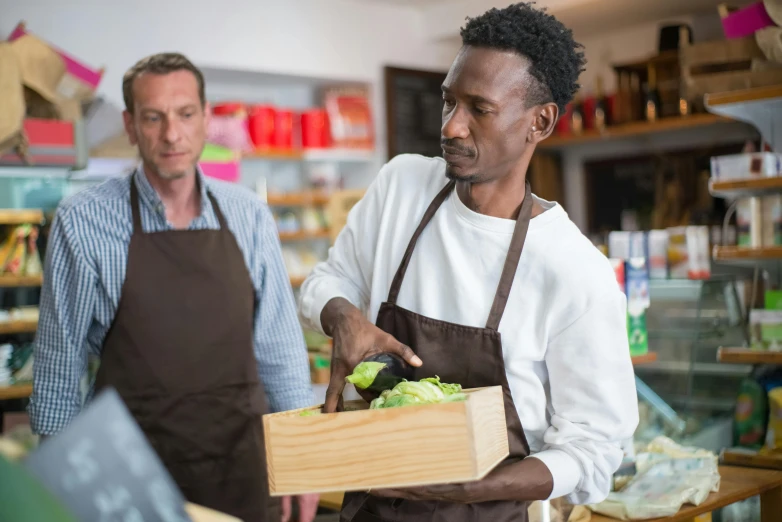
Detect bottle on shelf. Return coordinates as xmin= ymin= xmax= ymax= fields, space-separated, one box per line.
xmin=644 ymin=64 xmax=661 ymax=122
xmin=594 ymin=76 xmax=609 ymax=132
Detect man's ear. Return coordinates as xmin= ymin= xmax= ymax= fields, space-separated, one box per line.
xmin=122 ymin=110 xmax=138 ymax=146
xmin=527 ymin=103 xmax=559 ymax=145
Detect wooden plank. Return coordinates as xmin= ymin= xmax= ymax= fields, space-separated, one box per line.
xmin=267 ymin=192 xmax=331 ymax=206
xmin=710 ymin=177 xmax=782 ymax=199
xmin=184 ymin=503 xmax=241 ymax=522
xmin=722 ymin=449 xmax=782 ymax=470
xmin=713 ymin=245 xmax=782 ymax=261
xmin=0 ymin=274 xmax=43 ymax=288
xmin=244 ymin=149 xmax=303 ymax=161
xmin=0 ymin=320 xmax=37 ymax=335
xmin=539 ymin=114 xmax=732 ymax=149
xmin=706 ymin=85 xmax=782 ymax=107
xmin=0 ymin=383 xmax=33 ymax=401
xmin=680 ymin=35 xmax=763 ymax=67
xmin=631 ymin=352 xmax=658 ymax=365
xmin=318 ymin=491 xmax=345 ymax=511
xmin=718 ymin=348 xmax=782 ymax=364
xmin=0 ymin=209 xmax=44 ymax=225
xmin=278 ymin=229 xmax=330 ymax=241
xmin=263 ymin=386 xmax=508 ymax=496
xmin=590 ymin=466 xmax=782 ymax=522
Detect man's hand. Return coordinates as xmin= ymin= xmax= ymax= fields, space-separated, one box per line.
xmin=281 ymin=494 xmax=319 ymax=522
xmin=371 ymin=457 xmax=554 ymax=504
xmin=320 ymin=298 xmax=422 ymax=413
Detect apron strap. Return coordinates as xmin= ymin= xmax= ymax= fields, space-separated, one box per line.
xmin=340 ymin=492 xmax=370 ymax=522
xmin=387 ymin=180 xmax=455 ymax=305
xmin=485 ymin=180 xmax=533 ymax=331
xmin=130 ymin=176 xmax=143 ymax=233
xmin=207 ymin=192 xmax=229 ymax=229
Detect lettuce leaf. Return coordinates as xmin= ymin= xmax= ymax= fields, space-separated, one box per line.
xmin=345 ymin=361 xmax=387 ymax=389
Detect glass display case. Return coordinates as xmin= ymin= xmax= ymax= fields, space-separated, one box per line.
xmin=634 ymin=276 xmax=749 ymax=451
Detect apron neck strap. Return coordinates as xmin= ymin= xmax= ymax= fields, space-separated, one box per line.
xmin=129 ymin=174 xmax=229 ymax=231
xmin=130 ymin=176 xmax=143 ymax=233
xmin=485 ymin=180 xmax=533 ymax=331
xmin=387 ymin=180 xmax=455 ymax=305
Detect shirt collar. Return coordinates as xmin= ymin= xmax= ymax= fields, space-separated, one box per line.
xmin=133 ymin=165 xmax=210 ymax=220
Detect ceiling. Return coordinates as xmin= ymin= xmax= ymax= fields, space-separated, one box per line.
xmin=358 ymin=0 xmax=751 ymax=39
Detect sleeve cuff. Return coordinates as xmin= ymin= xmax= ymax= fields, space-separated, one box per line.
xmin=300 ymin=279 xmax=360 ymax=334
xmin=529 ymin=449 xmax=582 ymax=500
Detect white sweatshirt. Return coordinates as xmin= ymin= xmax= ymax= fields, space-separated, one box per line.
xmin=298 ymin=154 xmax=639 ymax=504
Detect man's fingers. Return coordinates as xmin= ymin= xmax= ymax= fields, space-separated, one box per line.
xmin=281 ymin=496 xmax=292 ymax=522
xmin=388 ymin=340 xmax=422 ymax=367
xmin=324 ymin=369 xmax=347 ymax=413
xmin=297 ymin=494 xmax=320 ymax=522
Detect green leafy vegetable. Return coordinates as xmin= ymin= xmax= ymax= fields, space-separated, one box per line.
xmin=299 ymin=410 xmax=322 ymax=417
xmin=368 ymin=376 xmax=466 ymax=409
xmin=345 ymin=361 xmax=387 ymax=389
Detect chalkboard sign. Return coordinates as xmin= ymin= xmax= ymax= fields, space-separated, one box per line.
xmin=385 ymin=66 xmax=448 ymax=159
xmin=24 ymin=388 xmax=192 ymax=522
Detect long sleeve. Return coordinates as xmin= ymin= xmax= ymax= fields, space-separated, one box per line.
xmin=298 ymin=164 xmax=391 ymax=333
xmin=530 ymin=288 xmax=638 ymax=504
xmin=29 ymin=207 xmax=98 ymax=435
xmin=253 ymin=205 xmax=313 ymax=412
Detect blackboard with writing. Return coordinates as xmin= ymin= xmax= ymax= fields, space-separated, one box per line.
xmin=384 ymin=66 xmax=448 ymax=159
xmin=24 ymin=388 xmax=192 ymax=522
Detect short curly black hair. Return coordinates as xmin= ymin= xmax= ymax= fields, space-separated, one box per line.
xmin=460 ymin=2 xmax=586 ymax=113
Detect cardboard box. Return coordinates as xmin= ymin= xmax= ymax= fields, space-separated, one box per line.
xmin=263 ymin=386 xmax=509 ymax=496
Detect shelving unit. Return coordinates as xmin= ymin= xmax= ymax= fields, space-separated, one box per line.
xmin=0 ymin=320 xmax=38 ymax=336
xmin=266 ymin=192 xmax=331 ymax=207
xmin=539 ymin=113 xmax=734 ymax=149
xmin=0 ymin=383 xmax=33 ymax=401
xmin=0 ymin=209 xmax=44 ymax=225
xmin=278 ymin=230 xmax=330 ymax=242
xmin=706 ymin=85 xmax=782 ymax=472
xmin=0 ymin=275 xmax=43 ymax=288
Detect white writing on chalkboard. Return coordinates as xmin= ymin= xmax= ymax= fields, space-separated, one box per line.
xmin=96 ymin=484 xmax=144 ymax=522
xmin=63 ymin=438 xmax=100 ymax=491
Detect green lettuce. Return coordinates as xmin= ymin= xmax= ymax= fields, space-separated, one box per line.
xmin=368 ymin=376 xmax=466 ymax=410
xmin=345 ymin=361 xmax=387 ymax=389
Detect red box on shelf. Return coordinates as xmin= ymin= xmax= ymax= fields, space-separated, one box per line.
xmin=273 ymin=109 xmax=294 ymax=150
xmin=301 ymin=109 xmax=331 ymax=149
xmin=0 ymin=118 xmax=77 ymax=167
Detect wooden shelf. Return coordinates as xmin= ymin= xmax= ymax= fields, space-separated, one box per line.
xmin=243 ymin=149 xmax=303 ymax=161
xmin=705 ymin=85 xmax=782 ymax=152
xmin=722 ymin=449 xmax=782 ymax=471
xmin=591 ymin=465 xmax=782 ymax=522
xmin=539 ymin=114 xmax=733 ymax=149
xmin=278 ymin=229 xmax=330 ymax=241
xmin=267 ymin=192 xmax=331 ymax=206
xmin=302 ymin=148 xmax=375 ymax=162
xmin=631 ymin=352 xmax=658 ymax=365
xmin=0 ymin=383 xmax=32 ymax=400
xmin=718 ymin=347 xmax=782 ymax=365
xmin=713 ymin=245 xmax=782 ymax=262
xmin=0 ymin=209 xmax=44 ymax=225
xmin=710 ymin=177 xmax=782 ymax=199
xmin=0 ymin=274 xmax=43 ymax=288
xmin=0 ymin=319 xmax=38 ymax=335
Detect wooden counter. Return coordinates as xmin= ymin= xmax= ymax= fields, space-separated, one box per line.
xmin=591 ymin=465 xmax=782 ymax=522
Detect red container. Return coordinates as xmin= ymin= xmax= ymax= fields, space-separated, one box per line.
xmin=273 ymin=109 xmax=294 ymax=150
xmin=212 ymin=102 xmax=245 ymax=117
xmin=248 ymin=105 xmax=276 ymax=149
xmin=301 ymin=109 xmax=331 ymax=149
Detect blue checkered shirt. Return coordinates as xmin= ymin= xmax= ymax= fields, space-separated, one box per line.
xmin=29 ymin=167 xmax=313 ymax=435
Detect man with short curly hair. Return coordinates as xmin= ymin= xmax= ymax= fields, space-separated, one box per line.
xmin=299 ymin=3 xmax=638 ymax=520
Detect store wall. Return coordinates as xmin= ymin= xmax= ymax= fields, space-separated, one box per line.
xmin=0 ymin=0 xmax=458 ymax=160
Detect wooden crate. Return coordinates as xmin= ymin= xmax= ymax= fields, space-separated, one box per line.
xmin=680 ymin=34 xmax=782 ymax=109
xmin=263 ymin=386 xmax=509 ymax=496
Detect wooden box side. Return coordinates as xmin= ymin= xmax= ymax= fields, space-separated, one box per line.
xmin=264 ymin=388 xmax=507 ymax=496
xmin=465 ymin=386 xmax=509 ymax=478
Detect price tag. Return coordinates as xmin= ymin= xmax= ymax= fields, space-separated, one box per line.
xmin=24 ymin=388 xmax=192 ymax=522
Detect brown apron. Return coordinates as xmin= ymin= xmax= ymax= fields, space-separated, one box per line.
xmin=94 ymin=178 xmax=277 ymax=522
xmin=342 ymin=180 xmax=535 ymax=522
